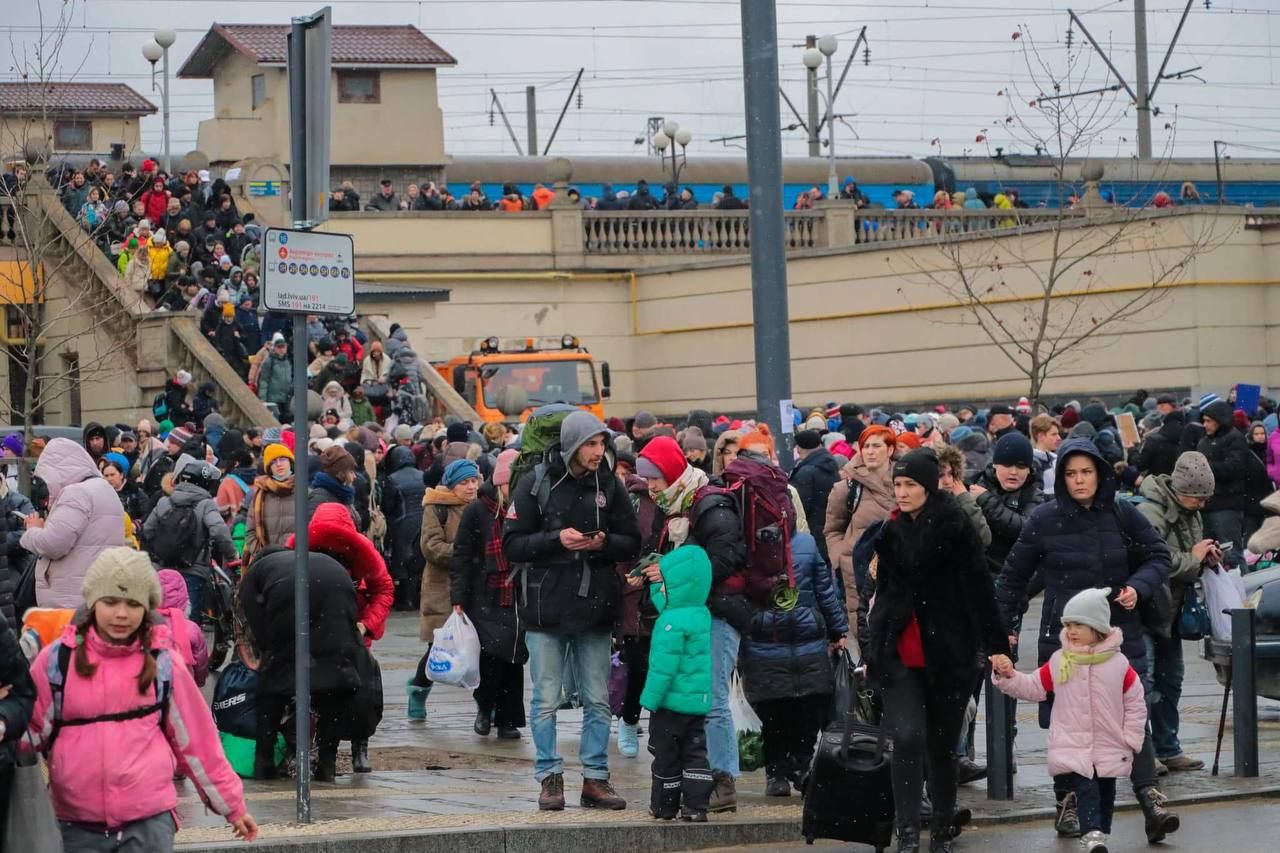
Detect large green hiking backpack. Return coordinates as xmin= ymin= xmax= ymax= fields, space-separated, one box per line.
xmin=508 ymin=403 xmax=577 ymax=495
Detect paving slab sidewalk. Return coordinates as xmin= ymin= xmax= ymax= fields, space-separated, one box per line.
xmin=175 ymin=612 xmax=1280 ymax=851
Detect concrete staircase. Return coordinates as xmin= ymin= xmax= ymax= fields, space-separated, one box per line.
xmin=26 ymin=177 xmax=279 ymax=428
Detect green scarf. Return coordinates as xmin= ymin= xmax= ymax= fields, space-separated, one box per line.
xmin=1057 ymin=647 xmax=1116 ymax=685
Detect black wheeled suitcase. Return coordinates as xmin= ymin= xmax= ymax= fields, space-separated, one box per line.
xmin=801 ymin=711 xmax=895 ymax=851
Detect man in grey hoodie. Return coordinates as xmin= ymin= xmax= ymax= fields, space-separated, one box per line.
xmin=503 ymin=411 xmax=642 ymax=813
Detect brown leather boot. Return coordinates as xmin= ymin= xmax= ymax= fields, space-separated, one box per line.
xmin=538 ymin=773 xmax=565 ymax=811
xmin=708 ymin=770 xmax=738 ymax=813
xmin=581 ymin=778 xmax=627 ymax=810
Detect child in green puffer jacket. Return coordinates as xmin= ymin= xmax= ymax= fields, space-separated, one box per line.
xmin=640 ymin=544 xmax=713 ymax=822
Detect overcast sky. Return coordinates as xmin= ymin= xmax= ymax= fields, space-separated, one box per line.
xmin=7 ymin=0 xmax=1280 ymax=162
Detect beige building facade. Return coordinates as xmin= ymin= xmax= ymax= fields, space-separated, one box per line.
xmin=318 ymin=206 xmax=1280 ymax=415
xmin=0 ymin=83 xmax=154 ymax=160
xmin=178 ymin=23 xmax=454 ymax=172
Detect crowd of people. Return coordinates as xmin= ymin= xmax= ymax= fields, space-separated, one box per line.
xmin=4 ymin=369 xmax=1280 ymax=850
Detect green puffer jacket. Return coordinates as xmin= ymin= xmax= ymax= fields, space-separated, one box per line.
xmin=257 ymin=351 xmax=293 ymax=406
xmin=640 ymin=544 xmax=713 ymax=716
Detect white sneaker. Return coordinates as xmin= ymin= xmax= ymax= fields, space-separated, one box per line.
xmin=1079 ymin=830 xmax=1109 ymax=852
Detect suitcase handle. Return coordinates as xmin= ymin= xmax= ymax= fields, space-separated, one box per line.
xmin=839 ymin=661 xmax=887 ymax=763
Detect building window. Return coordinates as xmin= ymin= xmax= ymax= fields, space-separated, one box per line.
xmin=251 ymin=73 xmax=266 ymax=110
xmin=52 ymin=121 xmax=92 ymax=151
xmin=337 ymin=70 xmax=380 ymax=104
xmin=60 ymin=352 xmax=80 ymax=427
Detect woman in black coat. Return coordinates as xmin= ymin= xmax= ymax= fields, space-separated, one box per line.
xmin=382 ymin=445 xmax=427 ymax=611
xmin=995 ymin=437 xmax=1178 ymax=844
xmin=450 ymin=478 xmax=526 ymax=738
xmin=240 ymin=545 xmax=364 ymax=781
xmin=0 ymin=615 xmax=36 ymax=838
xmin=865 ymin=450 xmax=1009 ymax=853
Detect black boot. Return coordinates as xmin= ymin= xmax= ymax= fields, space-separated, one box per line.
xmin=253 ymin=755 xmax=279 ymax=780
xmin=896 ymin=822 xmax=921 ymax=853
xmin=474 ymin=707 xmax=493 ymax=736
xmin=1139 ymin=786 xmax=1180 ymax=844
xmin=313 ymin=743 xmax=338 ymax=783
xmin=351 ymin=740 xmax=371 ymax=773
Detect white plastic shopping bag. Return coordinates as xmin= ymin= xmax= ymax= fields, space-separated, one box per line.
xmin=1201 ymin=565 xmax=1247 ymax=642
xmin=427 ymin=611 xmax=481 ymax=689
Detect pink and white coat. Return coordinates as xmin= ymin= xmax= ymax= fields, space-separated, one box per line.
xmin=993 ymin=627 xmax=1147 ymax=780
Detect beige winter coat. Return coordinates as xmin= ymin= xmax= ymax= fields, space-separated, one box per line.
xmin=419 ymin=488 xmax=471 ymax=641
xmin=823 ymin=458 xmax=896 ymax=620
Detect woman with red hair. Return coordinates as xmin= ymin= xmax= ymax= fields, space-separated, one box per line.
xmin=824 ymin=425 xmax=900 ymax=630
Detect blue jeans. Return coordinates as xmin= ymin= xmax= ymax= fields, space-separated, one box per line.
xmin=1068 ymin=772 xmax=1116 ymax=834
xmin=526 ymin=629 xmax=612 ymax=782
xmin=1202 ymin=509 xmax=1244 ymax=570
xmin=1143 ymin=632 xmax=1187 ymax=760
xmin=707 ymin=618 xmax=740 ymax=778
xmin=181 ymin=571 xmax=207 ymax=623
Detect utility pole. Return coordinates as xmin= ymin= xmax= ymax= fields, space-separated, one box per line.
xmin=525 ymin=85 xmax=538 ymax=158
xmin=804 ymin=34 xmax=820 ymax=157
xmin=739 ymin=0 xmax=793 ymax=470
xmin=1133 ymin=0 xmax=1153 ymax=159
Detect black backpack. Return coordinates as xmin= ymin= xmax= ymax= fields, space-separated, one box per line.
xmin=147 ymin=501 xmax=204 ymax=568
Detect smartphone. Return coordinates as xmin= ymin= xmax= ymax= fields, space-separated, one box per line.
xmin=630 ymin=552 xmax=662 ymax=577
xmin=11 ymin=510 xmax=27 ymax=521
xmin=1218 ymin=541 xmax=1234 ymax=553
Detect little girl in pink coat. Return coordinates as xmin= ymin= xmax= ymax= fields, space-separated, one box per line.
xmin=991 ymin=587 xmax=1147 ymax=853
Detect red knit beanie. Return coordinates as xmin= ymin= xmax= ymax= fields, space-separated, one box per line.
xmin=1060 ymin=408 xmax=1080 ymax=430
xmin=1233 ymin=409 xmax=1249 ymax=431
xmin=637 ymin=435 xmax=688 ymax=483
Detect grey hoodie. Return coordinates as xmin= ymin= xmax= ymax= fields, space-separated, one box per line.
xmin=559 ymin=410 xmax=609 ymax=470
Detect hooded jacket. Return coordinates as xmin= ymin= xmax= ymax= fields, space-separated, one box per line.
xmin=502 ymin=411 xmax=642 ymax=634
xmin=1080 ymin=404 xmax=1125 ymax=465
xmin=82 ymin=421 xmax=108 ymax=462
xmin=382 ymin=445 xmax=427 ymax=576
xmin=420 ymin=486 xmax=472 ymax=640
xmin=157 ymin=568 xmax=211 ymax=687
xmin=995 ymin=437 xmax=1171 ymax=678
xmin=741 ymin=532 xmax=848 ymax=704
xmin=296 ymin=503 xmax=394 ymax=644
xmin=21 ymin=439 xmax=125 ymax=608
xmin=256 ymin=349 xmax=293 ymax=407
xmin=639 ymin=545 xmax=712 ymax=715
xmin=1197 ymin=400 xmax=1251 ymax=512
xmin=1137 ymin=411 xmax=1184 ymax=477
xmin=241 ymin=546 xmax=364 ymax=698
xmin=994 ymin=627 xmax=1146 ymax=780
xmin=866 ymin=492 xmax=1010 ymax=691
xmin=26 ymin=623 xmax=247 ymax=829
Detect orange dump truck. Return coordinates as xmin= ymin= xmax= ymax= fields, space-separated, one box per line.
xmin=435 ymin=335 xmax=611 ymax=424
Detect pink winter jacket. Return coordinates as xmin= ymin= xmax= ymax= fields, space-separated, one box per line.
xmin=1266 ymin=428 xmax=1280 ymax=488
xmin=20 ymin=438 xmax=125 ymax=608
xmin=156 ymin=568 xmax=211 ymax=687
xmin=993 ymin=627 xmax=1146 ymax=780
xmin=25 ymin=623 xmax=246 ymax=829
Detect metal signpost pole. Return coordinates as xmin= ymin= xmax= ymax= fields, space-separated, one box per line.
xmin=285 ymin=6 xmax=332 ymax=824
xmin=739 ymin=0 xmax=793 ymax=471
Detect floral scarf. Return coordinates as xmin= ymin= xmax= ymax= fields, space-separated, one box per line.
xmin=655 ymin=465 xmax=710 ymax=547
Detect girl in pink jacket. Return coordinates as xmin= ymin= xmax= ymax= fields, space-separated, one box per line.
xmin=25 ymin=547 xmax=257 ymax=849
xmin=991 ymin=587 xmax=1146 ymax=853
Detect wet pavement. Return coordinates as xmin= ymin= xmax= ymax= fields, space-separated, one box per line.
xmin=174 ymin=609 xmax=1280 ymax=848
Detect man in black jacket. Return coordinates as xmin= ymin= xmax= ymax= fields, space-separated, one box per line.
xmin=1137 ymin=410 xmax=1185 ymax=477
xmin=1197 ymin=400 xmax=1251 ymax=569
xmin=789 ymin=430 xmax=839 ymax=562
xmin=503 ymin=411 xmax=641 ymax=813
xmin=382 ymin=445 xmax=427 ymax=610
xmin=0 ymin=614 xmax=36 ymax=836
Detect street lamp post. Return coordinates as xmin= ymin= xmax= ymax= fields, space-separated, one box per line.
xmin=652 ymin=119 xmax=693 ymax=186
xmin=803 ymin=35 xmax=839 ymax=200
xmin=142 ymin=28 xmax=176 ymax=174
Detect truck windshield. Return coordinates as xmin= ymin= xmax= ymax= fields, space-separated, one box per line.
xmin=480 ymin=360 xmax=598 ymax=416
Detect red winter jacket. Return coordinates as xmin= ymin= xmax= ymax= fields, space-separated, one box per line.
xmin=140 ymin=188 xmax=170 ymax=225
xmin=290 ymin=502 xmax=393 ymax=643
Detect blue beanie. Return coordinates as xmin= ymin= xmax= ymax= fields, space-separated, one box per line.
xmin=442 ymin=458 xmax=480 ymax=488
xmin=103 ymin=452 xmax=131 ymax=474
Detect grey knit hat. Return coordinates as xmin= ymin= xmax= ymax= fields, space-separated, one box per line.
xmin=1061 ymin=587 xmax=1113 ymax=637
xmin=1171 ymin=451 xmax=1215 ymax=498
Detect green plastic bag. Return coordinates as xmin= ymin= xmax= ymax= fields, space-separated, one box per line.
xmin=220 ymin=730 xmax=285 ymax=779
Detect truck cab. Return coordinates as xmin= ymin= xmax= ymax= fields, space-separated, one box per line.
xmin=436 ymin=335 xmax=610 ymax=424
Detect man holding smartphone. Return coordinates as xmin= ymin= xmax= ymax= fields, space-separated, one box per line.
xmin=503 ymin=411 xmax=641 ymax=813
